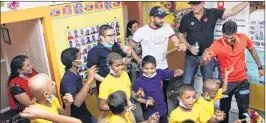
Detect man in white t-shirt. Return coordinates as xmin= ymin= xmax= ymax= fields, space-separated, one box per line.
xmin=129 ymin=6 xmax=187 ymax=69
xmin=128 ymin=6 xmax=187 ymax=116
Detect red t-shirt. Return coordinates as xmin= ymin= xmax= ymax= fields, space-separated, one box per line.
xmin=8 ymin=69 xmax=38 ymax=110
xmin=208 ymin=33 xmax=254 ymax=82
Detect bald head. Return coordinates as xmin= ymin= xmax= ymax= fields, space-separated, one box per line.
xmin=28 ymin=73 xmax=51 ymax=98
xmin=203 ymin=79 xmax=219 ymax=92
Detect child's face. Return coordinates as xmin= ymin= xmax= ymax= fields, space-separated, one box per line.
xmin=178 ymin=90 xmax=196 ymax=109
xmin=46 ymin=79 xmax=57 ymax=96
xmin=205 ymin=85 xmax=219 ymax=99
xmin=110 ymin=59 xmax=124 ymax=75
xmin=143 ymin=63 xmax=156 ymax=76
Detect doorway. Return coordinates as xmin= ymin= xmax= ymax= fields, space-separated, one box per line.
xmin=0 ymin=18 xmax=51 ymax=113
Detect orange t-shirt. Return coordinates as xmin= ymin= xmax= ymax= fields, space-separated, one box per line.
xmin=208 ymin=33 xmax=254 ymax=82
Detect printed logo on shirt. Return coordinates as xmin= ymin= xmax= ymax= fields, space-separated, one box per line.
xmin=191 ymin=22 xmax=194 ymax=25
xmin=203 ymin=17 xmax=208 ymax=22
xmin=150 ymin=36 xmax=168 ymax=45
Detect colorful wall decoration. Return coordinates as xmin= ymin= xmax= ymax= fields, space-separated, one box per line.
xmin=49 ymin=1 xmax=124 ymax=83
xmin=67 ymin=20 xmax=121 ymax=81
xmin=49 ymin=2 xmax=121 ymax=19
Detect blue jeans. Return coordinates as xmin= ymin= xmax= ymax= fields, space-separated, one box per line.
xmin=183 ymin=55 xmax=214 ymax=84
xmin=213 ymin=57 xmax=222 ymax=81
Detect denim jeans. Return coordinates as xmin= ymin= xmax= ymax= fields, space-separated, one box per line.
xmin=183 ymin=54 xmax=214 ymax=85
xmin=213 ymin=57 xmax=222 ymax=81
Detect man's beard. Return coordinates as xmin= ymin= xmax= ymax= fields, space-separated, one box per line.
xmin=154 ymin=22 xmax=163 ymax=28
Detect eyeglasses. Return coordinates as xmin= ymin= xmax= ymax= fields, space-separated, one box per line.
xmin=104 ymin=34 xmax=116 ymax=37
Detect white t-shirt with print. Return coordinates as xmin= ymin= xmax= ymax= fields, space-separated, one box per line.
xmin=132 ymin=23 xmax=175 ymax=69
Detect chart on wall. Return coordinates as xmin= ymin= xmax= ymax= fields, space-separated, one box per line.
xmin=49 ymin=1 xmax=121 ymax=18
xmin=66 ymin=21 xmax=121 ymax=81
xmin=246 ymin=9 xmax=265 ymax=84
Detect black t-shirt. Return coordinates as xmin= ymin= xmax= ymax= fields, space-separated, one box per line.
xmin=179 ymin=8 xmax=225 ymax=56
xmin=60 ymin=70 xmax=93 ymax=119
xmin=10 ymin=85 xmax=25 ymax=112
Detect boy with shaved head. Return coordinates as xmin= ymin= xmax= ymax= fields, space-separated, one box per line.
xmin=196 ymin=68 xmax=233 ymax=115
xmin=28 ymin=73 xmax=73 ymax=123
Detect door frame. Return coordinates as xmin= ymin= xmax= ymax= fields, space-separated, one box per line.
xmin=1 ymin=7 xmax=62 ymax=104
xmin=0 ymin=39 xmax=11 ymax=113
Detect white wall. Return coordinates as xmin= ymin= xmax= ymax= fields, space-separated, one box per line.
xmin=1 ymin=22 xmax=28 ymax=64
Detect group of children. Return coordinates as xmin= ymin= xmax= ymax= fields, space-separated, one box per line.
xmin=19 ymin=50 xmax=263 ymax=123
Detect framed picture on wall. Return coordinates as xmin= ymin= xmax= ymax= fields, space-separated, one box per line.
xmin=1 ymin=27 xmax=11 ymax=45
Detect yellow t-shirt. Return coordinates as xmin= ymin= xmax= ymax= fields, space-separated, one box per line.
xmin=99 ymin=71 xmax=131 ymax=120
xmin=108 ymin=111 xmax=133 ymax=123
xmin=169 ymin=104 xmax=211 ymax=123
xmin=31 ymin=97 xmax=60 ymax=123
xmin=196 ymin=88 xmax=223 ymax=115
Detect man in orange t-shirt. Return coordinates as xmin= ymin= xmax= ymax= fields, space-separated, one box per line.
xmin=201 ymin=20 xmax=264 ymax=123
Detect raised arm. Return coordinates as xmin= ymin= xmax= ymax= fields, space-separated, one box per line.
xmin=222 ymin=2 xmax=250 ymax=18
xmin=222 ymin=68 xmax=233 ymax=93
xmin=20 ymin=105 xmax=81 ymax=123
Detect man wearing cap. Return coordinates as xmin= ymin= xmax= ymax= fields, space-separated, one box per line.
xmin=201 ymin=20 xmax=264 ymax=123
xmin=128 ymin=6 xmax=187 ymax=121
xmin=177 ymin=1 xmax=250 ymax=86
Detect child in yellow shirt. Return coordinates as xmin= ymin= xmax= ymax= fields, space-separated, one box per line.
xmin=28 ymin=73 xmax=73 ymax=123
xmin=169 ymin=84 xmax=225 ymax=123
xmin=98 ymin=52 xmax=133 ymax=121
xmin=196 ymin=68 xmax=233 ymax=115
xmin=107 ymin=90 xmax=159 ymax=123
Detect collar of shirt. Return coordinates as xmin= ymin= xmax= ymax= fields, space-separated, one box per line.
xmin=65 ymin=70 xmax=81 ymax=81
xmin=191 ymin=8 xmax=208 ymax=20
xmin=221 ymin=35 xmax=240 ymax=48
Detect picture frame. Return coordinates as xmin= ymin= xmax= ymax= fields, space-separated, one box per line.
xmin=1 ymin=27 xmax=11 ymax=45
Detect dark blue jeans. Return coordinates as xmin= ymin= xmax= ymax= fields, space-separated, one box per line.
xmin=183 ymin=54 xmax=214 ymax=84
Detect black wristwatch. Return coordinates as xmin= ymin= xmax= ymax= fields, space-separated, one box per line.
xmin=258 ymin=66 xmax=263 ymax=70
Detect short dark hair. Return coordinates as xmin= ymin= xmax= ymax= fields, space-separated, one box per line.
xmin=177 ymin=84 xmax=195 ymax=97
xmin=182 ymin=119 xmax=196 ymax=123
xmin=99 ymin=24 xmax=113 ymax=36
xmin=188 ymin=1 xmax=202 ymax=5
xmin=106 ymin=52 xmax=122 ymax=66
xmin=222 ymin=20 xmax=237 ymax=35
xmin=61 ymin=48 xmax=79 ymax=71
xmin=142 ymin=55 xmax=156 ymax=67
xmin=107 ymin=90 xmax=127 ymax=114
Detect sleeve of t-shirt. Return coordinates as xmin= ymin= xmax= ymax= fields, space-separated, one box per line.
xmin=207 ymin=43 xmax=219 ymax=58
xmin=214 ymin=88 xmax=223 ymax=101
xmin=245 ymin=34 xmax=254 ymax=49
xmin=178 ymin=15 xmax=188 ymax=33
xmin=199 ymin=105 xmax=212 ymax=123
xmin=132 ymin=28 xmax=143 ymax=43
xmin=160 ymin=69 xmax=175 ymax=80
xmin=165 ymin=24 xmax=176 ymax=38
xmin=98 ymin=80 xmax=110 ymax=99
xmin=124 ymin=72 xmax=131 ymax=87
xmin=61 ymin=79 xmax=78 ymax=99
xmin=213 ymin=8 xmax=225 ymax=20
xmin=169 ymin=109 xmax=178 ymax=123
xmin=87 ymin=48 xmax=99 ymax=68
xmin=10 ymin=85 xmax=25 ymax=96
